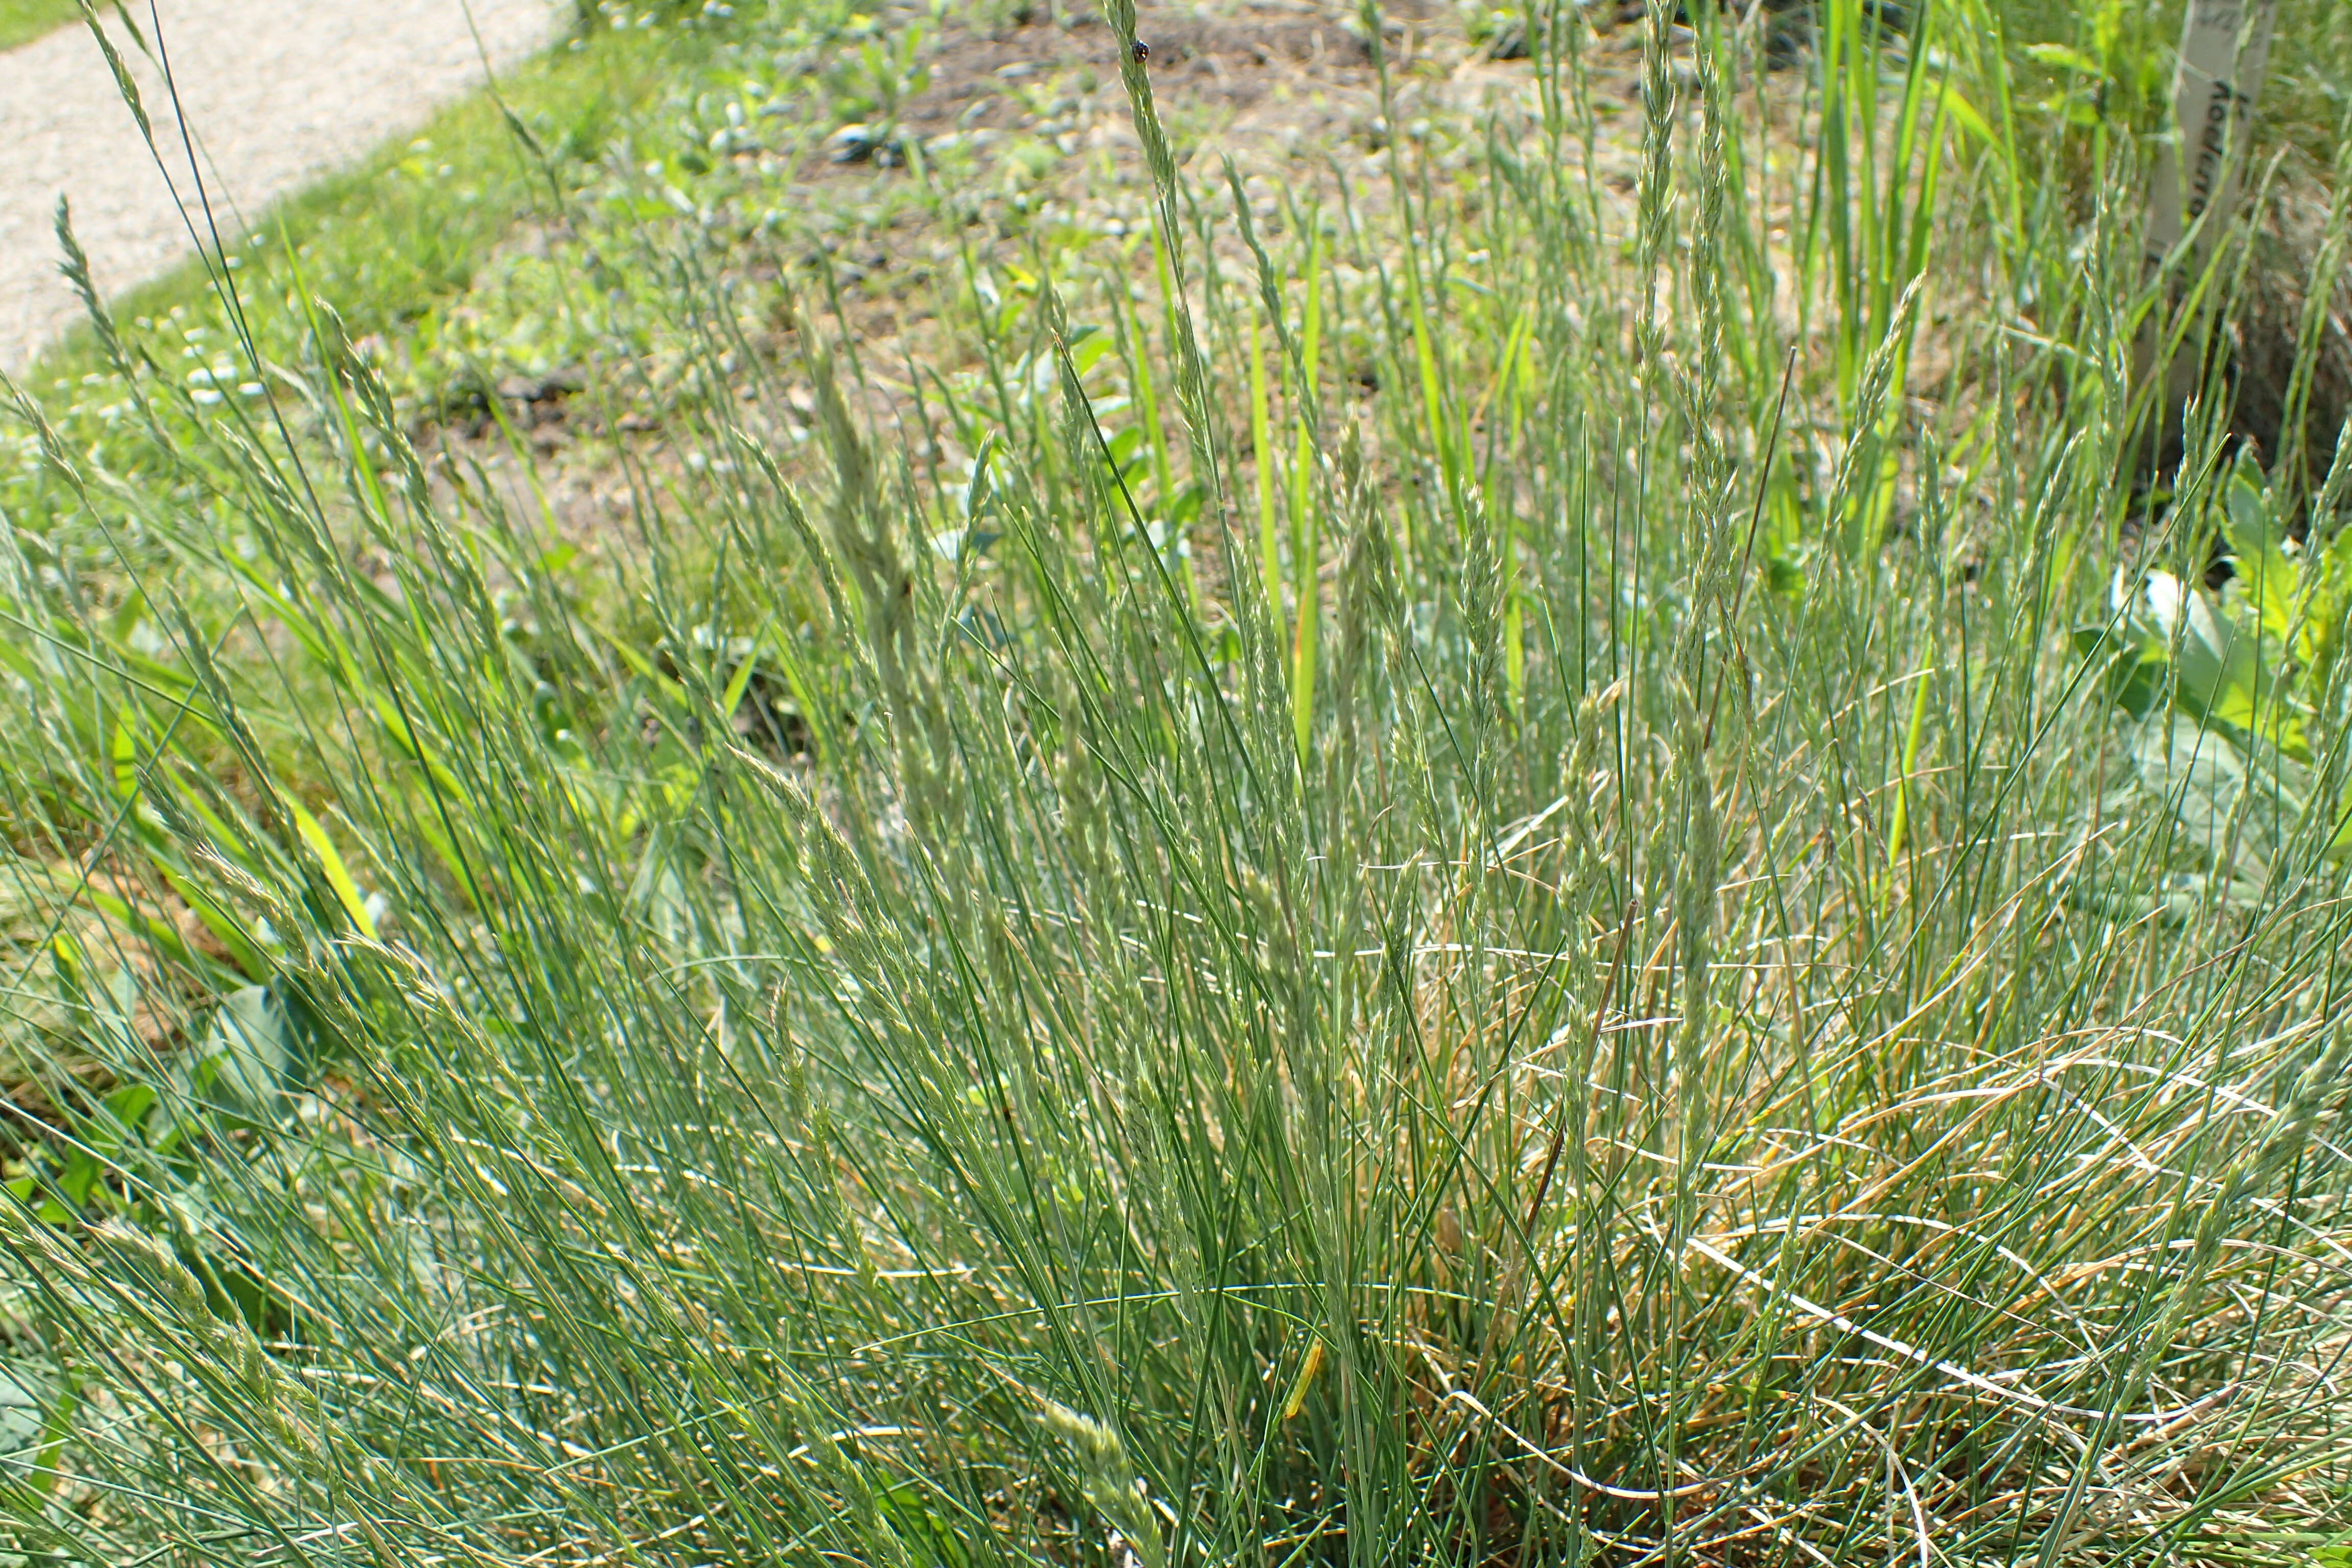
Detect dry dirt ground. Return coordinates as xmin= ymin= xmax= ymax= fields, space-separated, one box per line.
xmin=0 ymin=0 xmax=567 ymax=373
xmin=431 ymin=0 xmax=2345 ymax=554
xmin=419 ymin=0 xmax=1685 ymax=535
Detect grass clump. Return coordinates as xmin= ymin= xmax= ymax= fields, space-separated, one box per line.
xmin=2 ymin=0 xmax=2351 ymax=1564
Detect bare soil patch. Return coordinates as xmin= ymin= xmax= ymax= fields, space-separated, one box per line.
xmin=412 ymin=0 xmax=1665 ymax=534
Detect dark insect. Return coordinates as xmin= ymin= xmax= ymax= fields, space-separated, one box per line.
xmin=1131 ymin=39 xmax=1149 ymax=62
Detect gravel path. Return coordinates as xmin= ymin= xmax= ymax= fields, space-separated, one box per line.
xmin=0 ymin=0 xmax=568 ymax=375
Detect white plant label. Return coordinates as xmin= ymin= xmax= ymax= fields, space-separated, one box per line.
xmin=2141 ymin=0 xmax=2281 ymax=425
xmin=2146 ymin=0 xmax=2279 ymax=265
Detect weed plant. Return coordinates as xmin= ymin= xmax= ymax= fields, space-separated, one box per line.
xmin=0 ymin=0 xmax=83 ymax=50
xmin=2 ymin=0 xmax=2351 ymax=1564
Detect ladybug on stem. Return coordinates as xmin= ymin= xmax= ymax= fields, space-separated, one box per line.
xmin=1131 ymin=39 xmax=1149 ymax=62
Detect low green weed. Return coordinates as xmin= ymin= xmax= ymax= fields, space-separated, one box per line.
xmin=0 ymin=0 xmax=80 ymax=49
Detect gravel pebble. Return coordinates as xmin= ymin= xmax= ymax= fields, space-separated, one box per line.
xmin=1 ymin=0 xmax=567 ymax=374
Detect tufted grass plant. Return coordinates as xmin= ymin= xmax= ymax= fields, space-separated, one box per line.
xmin=2 ymin=0 xmax=2351 ymax=1564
